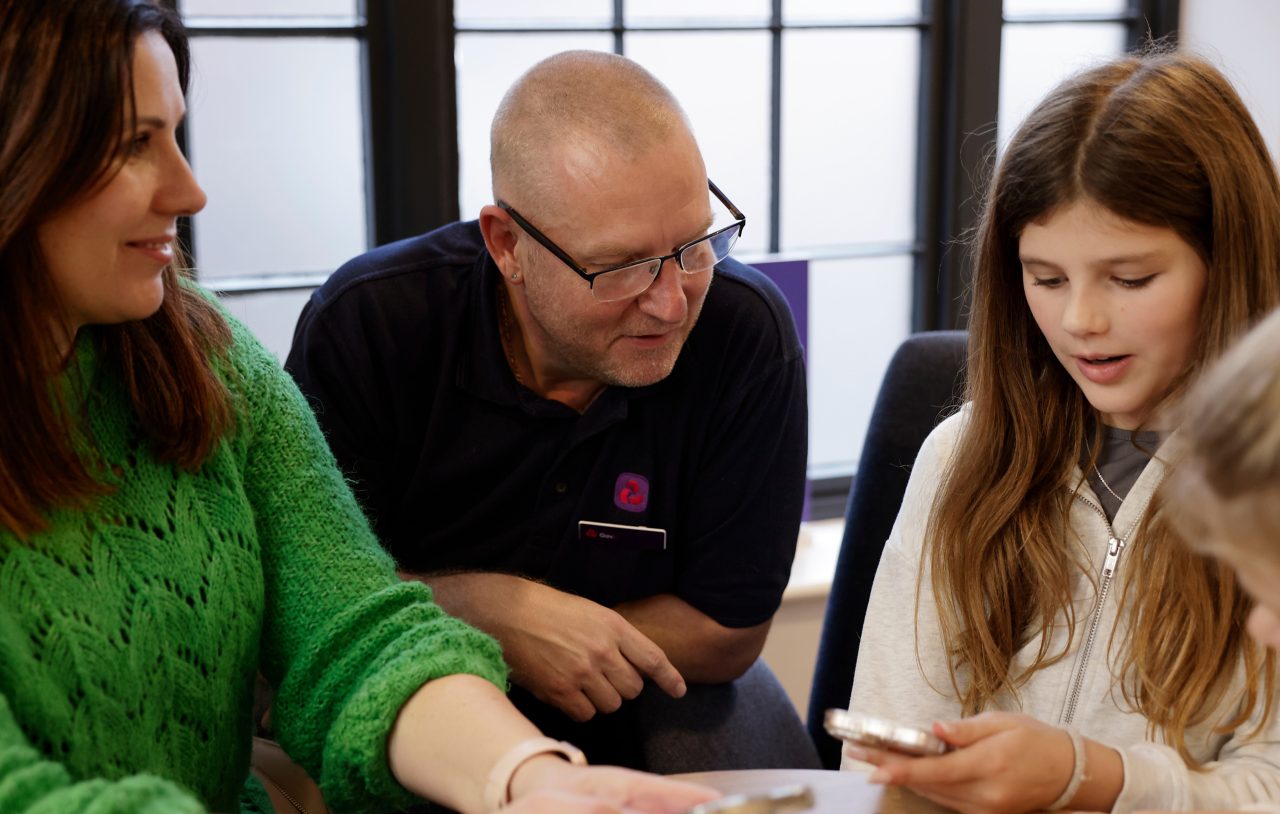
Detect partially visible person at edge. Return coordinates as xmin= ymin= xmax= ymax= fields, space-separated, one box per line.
xmin=0 ymin=2 xmax=719 ymax=812
xmin=841 ymin=50 xmax=1280 ymax=813
xmin=285 ymin=50 xmax=812 ymax=771
xmin=1157 ymin=306 xmax=1280 ymax=814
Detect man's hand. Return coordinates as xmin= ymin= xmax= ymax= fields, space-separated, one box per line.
xmin=418 ymin=572 xmax=686 ymax=721
xmin=614 ymin=594 xmax=769 ymax=684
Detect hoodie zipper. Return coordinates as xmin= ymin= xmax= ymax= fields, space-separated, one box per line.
xmin=1060 ymin=490 xmax=1152 ymax=726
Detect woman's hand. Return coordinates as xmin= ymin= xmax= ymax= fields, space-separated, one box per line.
xmin=503 ymin=786 xmax=710 ymax=814
xmin=845 ymin=711 xmax=1119 ymax=814
xmin=388 ymin=675 xmax=719 ymax=814
xmin=509 ymin=755 xmax=719 ymax=813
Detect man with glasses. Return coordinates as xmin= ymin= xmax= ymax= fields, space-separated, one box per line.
xmin=287 ymin=50 xmax=812 ymax=772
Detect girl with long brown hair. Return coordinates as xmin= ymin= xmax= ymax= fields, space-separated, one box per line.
xmin=0 ymin=2 xmax=716 ymax=812
xmin=843 ymin=51 xmax=1280 ymax=813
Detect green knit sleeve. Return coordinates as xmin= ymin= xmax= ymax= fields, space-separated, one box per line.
xmin=226 ymin=319 xmax=508 ymax=812
xmin=0 ymin=694 xmax=206 ymax=814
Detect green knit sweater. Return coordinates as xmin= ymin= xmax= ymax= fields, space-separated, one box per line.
xmin=0 ymin=311 xmax=508 ymax=813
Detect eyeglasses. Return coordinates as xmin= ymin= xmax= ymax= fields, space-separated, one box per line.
xmin=498 ymin=180 xmax=746 ymax=303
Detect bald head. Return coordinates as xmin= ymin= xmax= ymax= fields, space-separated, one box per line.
xmin=490 ymin=51 xmax=697 ymax=208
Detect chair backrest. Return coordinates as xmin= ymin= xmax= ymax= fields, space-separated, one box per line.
xmin=805 ymin=330 xmax=968 ymax=768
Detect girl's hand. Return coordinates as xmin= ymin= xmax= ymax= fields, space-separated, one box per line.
xmin=846 ymin=711 xmax=1091 ymax=814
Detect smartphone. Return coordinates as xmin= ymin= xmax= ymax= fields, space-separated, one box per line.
xmin=683 ymin=784 xmax=814 ymax=814
xmin=823 ymin=708 xmax=949 ymax=756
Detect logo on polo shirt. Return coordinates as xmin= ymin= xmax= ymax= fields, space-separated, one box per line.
xmin=614 ymin=473 xmax=649 ymax=513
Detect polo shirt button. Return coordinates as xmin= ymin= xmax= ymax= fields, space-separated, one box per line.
xmin=554 ymin=482 xmax=569 ymax=494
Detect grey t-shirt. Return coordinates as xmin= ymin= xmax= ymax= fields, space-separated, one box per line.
xmin=1084 ymin=426 xmax=1165 ymax=523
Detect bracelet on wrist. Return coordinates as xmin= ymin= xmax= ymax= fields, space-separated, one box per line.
xmin=1047 ymin=727 xmax=1088 ymax=811
xmin=483 ymin=737 xmax=587 ymax=811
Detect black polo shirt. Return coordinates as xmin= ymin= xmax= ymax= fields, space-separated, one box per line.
xmin=286 ymin=220 xmax=806 ymax=628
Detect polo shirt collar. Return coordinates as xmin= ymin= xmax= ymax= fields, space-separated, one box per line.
xmin=456 ymin=251 xmax=520 ymax=406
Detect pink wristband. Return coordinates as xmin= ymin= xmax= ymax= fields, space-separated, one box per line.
xmin=483 ymin=737 xmax=587 ymax=811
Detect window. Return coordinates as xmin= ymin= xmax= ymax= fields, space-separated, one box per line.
xmin=1000 ymin=1 xmax=1138 ymax=148
xmin=174 ymin=0 xmax=1177 ymax=516
xmin=452 ymin=3 xmax=925 ymax=490
xmin=173 ymin=0 xmax=367 ymax=356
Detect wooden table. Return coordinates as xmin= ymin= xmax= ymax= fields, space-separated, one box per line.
xmin=671 ymin=769 xmax=952 ymax=814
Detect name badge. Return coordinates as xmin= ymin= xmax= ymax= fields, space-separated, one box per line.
xmin=578 ymin=520 xmax=667 ymax=551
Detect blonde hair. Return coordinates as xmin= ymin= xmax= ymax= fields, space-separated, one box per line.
xmin=1167 ymin=307 xmax=1280 ymax=561
xmin=929 ymin=50 xmax=1280 ymax=761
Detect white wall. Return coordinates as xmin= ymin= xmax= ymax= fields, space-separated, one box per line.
xmin=1181 ymin=0 xmax=1280 ymax=164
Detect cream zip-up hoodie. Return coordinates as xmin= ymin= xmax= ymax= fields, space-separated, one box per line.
xmin=844 ymin=409 xmax=1280 ymax=812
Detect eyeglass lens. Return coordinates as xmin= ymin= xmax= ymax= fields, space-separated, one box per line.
xmin=591 ymin=224 xmax=741 ymax=302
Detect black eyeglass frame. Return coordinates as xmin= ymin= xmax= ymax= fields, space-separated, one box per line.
xmin=497 ymin=180 xmax=746 ymax=298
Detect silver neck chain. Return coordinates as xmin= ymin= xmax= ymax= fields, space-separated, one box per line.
xmin=1093 ymin=464 xmax=1125 ymax=502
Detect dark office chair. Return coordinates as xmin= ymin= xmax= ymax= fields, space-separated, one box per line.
xmin=805 ymin=330 xmax=968 ymax=768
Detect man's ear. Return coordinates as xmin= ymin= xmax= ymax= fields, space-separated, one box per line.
xmin=479 ymin=204 xmax=521 ymax=279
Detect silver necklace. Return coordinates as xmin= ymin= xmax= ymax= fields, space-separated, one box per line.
xmin=1085 ymin=438 xmax=1124 ymax=503
xmin=1093 ymin=464 xmax=1124 ymax=502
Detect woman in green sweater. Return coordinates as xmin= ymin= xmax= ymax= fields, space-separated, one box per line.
xmin=0 ymin=2 xmax=718 ymax=812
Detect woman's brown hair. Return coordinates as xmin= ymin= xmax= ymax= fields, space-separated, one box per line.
xmin=0 ymin=0 xmax=233 ymax=537
xmin=929 ymin=50 xmax=1280 ymax=760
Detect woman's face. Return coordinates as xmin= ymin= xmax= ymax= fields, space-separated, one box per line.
xmin=1019 ymin=199 xmax=1207 ymax=430
xmin=36 ymin=30 xmax=206 ymax=338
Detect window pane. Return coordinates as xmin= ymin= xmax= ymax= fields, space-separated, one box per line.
xmin=807 ymin=255 xmax=912 ymax=473
xmin=454 ymin=1 xmax=611 ymax=28
xmin=1003 ymin=0 xmax=1128 ymax=16
xmin=625 ymin=0 xmax=770 ymax=26
xmin=781 ymin=29 xmax=919 ymax=251
xmin=784 ymin=0 xmax=922 ymax=23
xmin=181 ymin=0 xmax=355 ymax=16
xmin=998 ymin=22 xmax=1127 ymax=147
xmin=455 ymin=33 xmax=613 ymax=221
xmin=217 ymin=290 xmax=314 ymax=362
xmin=625 ymin=32 xmax=771 ymax=254
xmin=188 ymin=38 xmax=366 ymax=278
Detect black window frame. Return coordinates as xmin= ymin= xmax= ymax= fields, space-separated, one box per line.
xmin=167 ymin=0 xmax=1178 ymax=518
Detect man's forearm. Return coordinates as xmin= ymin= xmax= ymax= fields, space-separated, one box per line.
xmin=613 ymin=594 xmax=769 ymax=684
xmin=404 ymin=571 xmax=760 ymax=686
xmin=400 ymin=571 xmax=689 ymax=718
xmin=399 ymin=570 xmax=520 ymax=634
